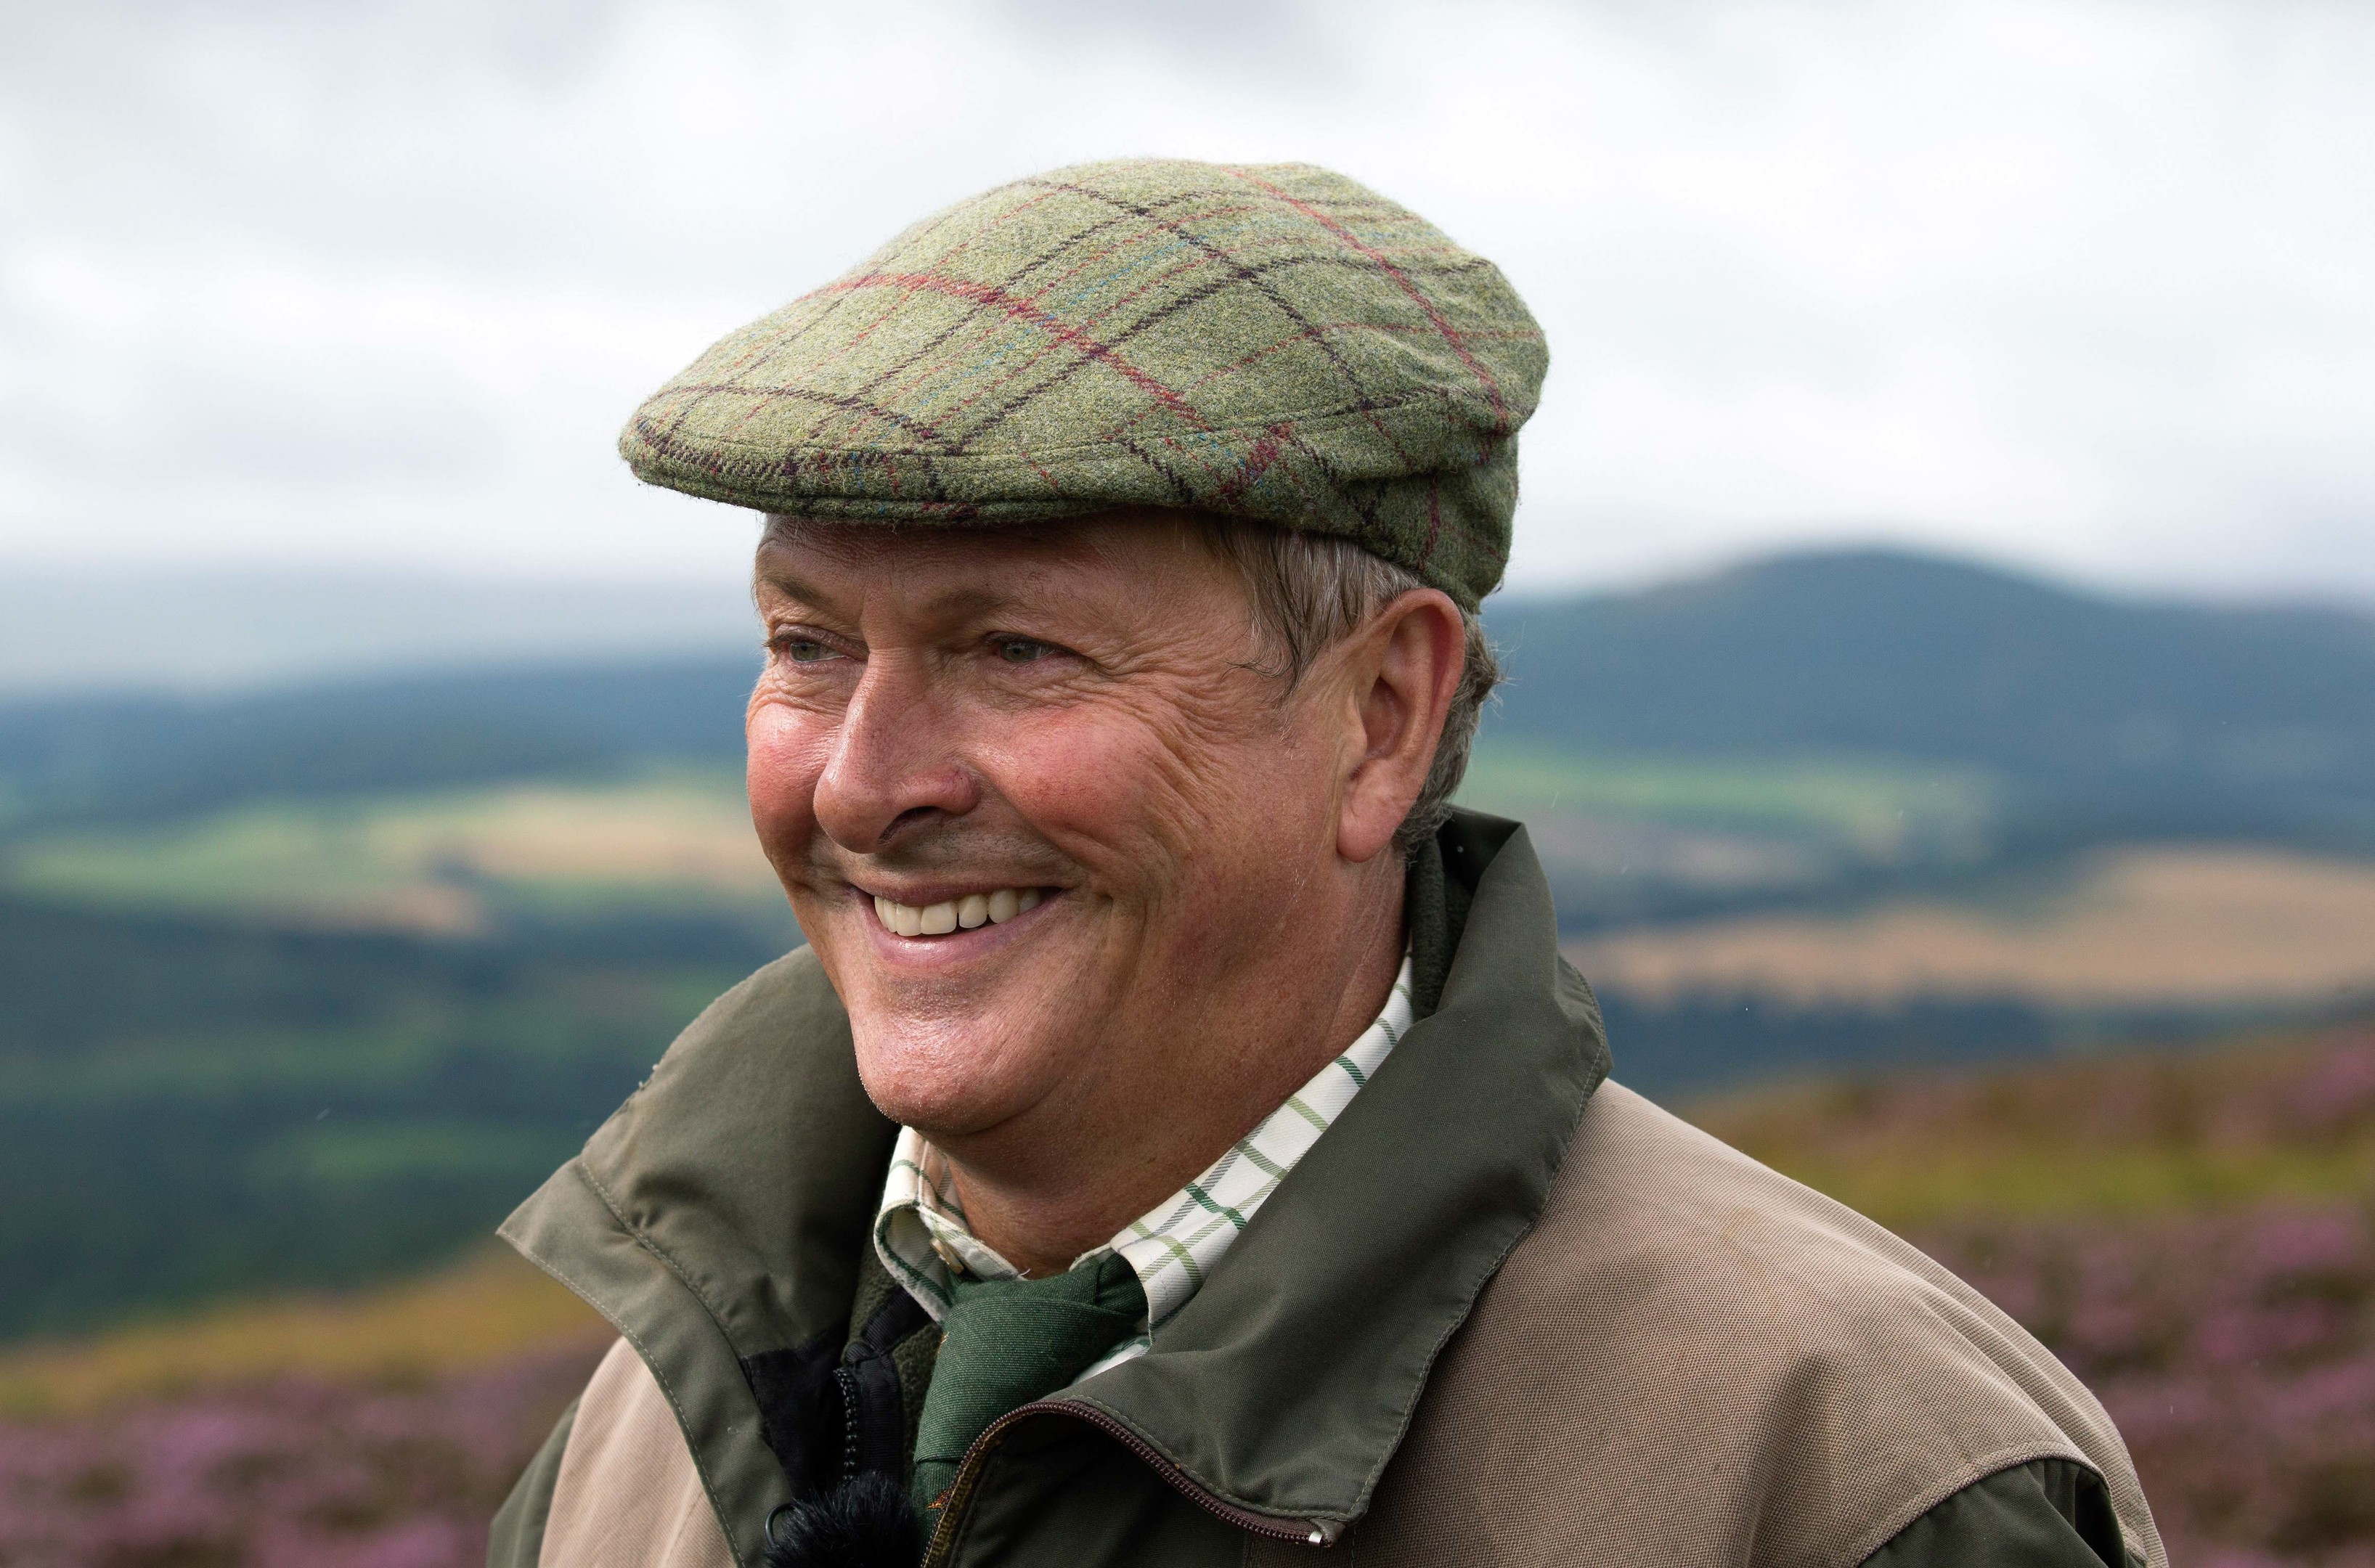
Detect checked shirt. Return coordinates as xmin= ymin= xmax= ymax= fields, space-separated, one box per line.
xmin=875 ymin=955 xmax=1416 ymax=1375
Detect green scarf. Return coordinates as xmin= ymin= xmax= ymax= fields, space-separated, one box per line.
xmin=910 ymin=1252 xmax=1148 ymax=1517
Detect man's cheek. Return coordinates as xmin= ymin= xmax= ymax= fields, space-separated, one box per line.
xmin=987 ymin=720 xmax=1131 ymax=836
xmin=746 ymin=708 xmax=826 ymax=835
xmin=1003 ymin=714 xmax=1194 ymax=834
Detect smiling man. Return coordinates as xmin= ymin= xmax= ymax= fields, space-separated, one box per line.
xmin=488 ymin=161 xmax=2162 ymax=1568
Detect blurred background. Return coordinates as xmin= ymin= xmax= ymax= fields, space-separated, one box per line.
xmin=4 ymin=1 xmax=2372 ymax=1563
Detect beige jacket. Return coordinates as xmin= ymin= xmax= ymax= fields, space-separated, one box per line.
xmin=532 ymin=1082 xmax=2160 ymax=1568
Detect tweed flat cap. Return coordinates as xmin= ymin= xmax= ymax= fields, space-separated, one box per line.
xmin=621 ymin=158 xmax=1547 ymax=611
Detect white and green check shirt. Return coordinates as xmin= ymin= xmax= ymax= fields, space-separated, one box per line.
xmin=874 ymin=955 xmax=1416 ymax=1375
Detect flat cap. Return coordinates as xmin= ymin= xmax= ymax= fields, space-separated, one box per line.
xmin=621 ymin=158 xmax=1547 ymax=611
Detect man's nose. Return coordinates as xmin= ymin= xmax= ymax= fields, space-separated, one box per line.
xmin=810 ymin=656 xmax=982 ymax=853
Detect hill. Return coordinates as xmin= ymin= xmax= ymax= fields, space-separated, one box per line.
xmin=0 ymin=897 xmax=769 ymax=1339
xmin=5 ymin=548 xmax=2369 ymax=852
xmin=7 ymin=544 xmax=2374 ymax=1338
xmin=0 ymin=659 xmax=757 ymax=830
xmin=1489 ymin=550 xmax=2375 ymax=847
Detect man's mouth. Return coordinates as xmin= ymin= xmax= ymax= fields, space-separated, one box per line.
xmin=870 ymin=887 xmax=1046 ymax=937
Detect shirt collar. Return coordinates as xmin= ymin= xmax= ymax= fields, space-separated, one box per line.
xmin=874 ymin=953 xmax=1417 ymax=1344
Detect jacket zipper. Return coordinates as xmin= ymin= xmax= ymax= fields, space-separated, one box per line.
xmin=834 ymin=1364 xmax=862 ymax=1482
xmin=921 ymin=1397 xmax=1343 ymax=1564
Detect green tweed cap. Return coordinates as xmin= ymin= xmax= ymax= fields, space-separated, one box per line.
xmin=620 ymin=158 xmax=1547 ymax=611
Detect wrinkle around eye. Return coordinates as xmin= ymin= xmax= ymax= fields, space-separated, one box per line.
xmin=767 ymin=626 xmax=862 ymax=667
xmin=992 ymin=634 xmax=1059 ymax=664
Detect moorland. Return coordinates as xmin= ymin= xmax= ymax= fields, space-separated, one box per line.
xmin=2 ymin=1016 xmax=2367 ymax=1567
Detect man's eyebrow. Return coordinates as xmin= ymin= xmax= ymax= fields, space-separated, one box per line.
xmin=911 ymin=584 xmax=1035 ymax=621
xmin=754 ymin=563 xmax=1051 ymax=618
xmin=750 ymin=565 xmax=850 ymax=613
xmin=752 ymin=566 xmax=810 ymax=601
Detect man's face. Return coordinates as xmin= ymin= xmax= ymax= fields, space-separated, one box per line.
xmin=747 ymin=515 xmax=1372 ymax=1143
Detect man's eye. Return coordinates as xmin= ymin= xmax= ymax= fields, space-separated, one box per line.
xmin=994 ymin=637 xmax=1054 ymax=665
xmin=779 ymin=637 xmax=834 ymax=663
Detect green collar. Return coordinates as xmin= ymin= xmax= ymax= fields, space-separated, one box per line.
xmin=500 ymin=810 xmax=1608 ymax=1562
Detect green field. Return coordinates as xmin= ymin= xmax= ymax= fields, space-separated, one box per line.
xmin=0 ymin=743 xmax=2000 ymax=935
xmin=0 ymin=765 xmax=786 ymax=934
xmin=1458 ymin=737 xmax=1998 ymax=857
xmin=0 ymin=894 xmax=767 ymax=1341
xmin=0 ymin=741 xmax=2004 ymax=936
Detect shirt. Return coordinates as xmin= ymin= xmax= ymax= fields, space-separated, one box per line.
xmin=874 ymin=955 xmax=1417 ymax=1374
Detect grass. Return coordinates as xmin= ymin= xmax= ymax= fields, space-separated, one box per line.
xmin=1574 ymin=844 xmax=2375 ymax=1009
xmin=0 ymin=743 xmax=1995 ymax=934
xmin=1690 ymin=1018 xmax=2375 ymax=1230
xmin=253 ymin=1119 xmax=584 ymax=1188
xmin=0 ymin=897 xmax=760 ymax=1341
xmin=4 ymin=1018 xmax=2366 ymax=1568
xmin=0 ymin=765 xmax=781 ymax=932
xmin=18 ymin=1014 xmax=2363 ymax=1414
xmin=1742 ymin=1141 xmax=2375 ymax=1230
xmin=0 ymin=1246 xmax=605 ymax=1417
xmin=1457 ymin=736 xmax=1996 ymax=859
xmin=1 ymin=971 xmax=736 ymax=1111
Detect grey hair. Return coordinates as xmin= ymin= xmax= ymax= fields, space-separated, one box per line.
xmin=1193 ymin=518 xmax=1503 ymax=860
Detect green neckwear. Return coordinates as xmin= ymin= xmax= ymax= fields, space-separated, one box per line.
xmin=910 ymin=1252 xmax=1148 ymax=1518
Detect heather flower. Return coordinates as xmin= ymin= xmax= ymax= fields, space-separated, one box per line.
xmin=1920 ymin=1201 xmax=2375 ymax=1566
xmin=0 ymin=1344 xmax=600 ymax=1568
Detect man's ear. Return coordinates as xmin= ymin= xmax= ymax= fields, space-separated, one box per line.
xmin=1335 ymin=589 xmax=1467 ymax=865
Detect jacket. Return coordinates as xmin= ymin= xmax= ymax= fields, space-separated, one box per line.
xmin=489 ymin=813 xmax=2163 ymax=1568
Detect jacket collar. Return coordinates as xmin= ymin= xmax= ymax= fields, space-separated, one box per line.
xmin=1059 ymin=812 xmax=1609 ymax=1527
xmin=501 ymin=810 xmax=1609 ymax=1559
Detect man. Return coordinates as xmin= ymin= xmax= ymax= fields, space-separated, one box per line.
xmin=489 ymin=160 xmax=2162 ymax=1568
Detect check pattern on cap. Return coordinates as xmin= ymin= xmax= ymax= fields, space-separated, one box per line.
xmin=875 ymin=956 xmax=1416 ymax=1374
xmin=620 ymin=160 xmax=1545 ymax=611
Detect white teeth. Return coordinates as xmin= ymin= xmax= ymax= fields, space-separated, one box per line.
xmin=872 ymin=888 xmax=1045 ymax=936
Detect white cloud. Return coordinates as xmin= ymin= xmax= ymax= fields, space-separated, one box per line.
xmin=1 ymin=0 xmax=2371 ymax=599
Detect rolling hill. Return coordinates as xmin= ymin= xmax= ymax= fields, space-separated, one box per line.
xmin=5 ymin=548 xmax=2370 ymax=850
xmin=0 ymin=897 xmax=764 ymax=1339
xmin=4 ymin=545 xmax=2371 ymax=1342
xmin=1488 ymin=550 xmax=2375 ymax=846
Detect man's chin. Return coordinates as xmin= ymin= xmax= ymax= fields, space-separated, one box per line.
xmin=846 ymin=1024 xmax=1048 ymax=1141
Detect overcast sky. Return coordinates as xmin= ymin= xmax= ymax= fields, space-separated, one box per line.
xmin=4 ymin=0 xmax=2371 ymax=603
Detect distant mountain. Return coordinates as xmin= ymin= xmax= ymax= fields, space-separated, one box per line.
xmin=0 ymin=659 xmax=757 ymax=827
xmin=1486 ymin=550 xmax=2375 ymax=846
xmin=4 ymin=548 xmax=2371 ymax=845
